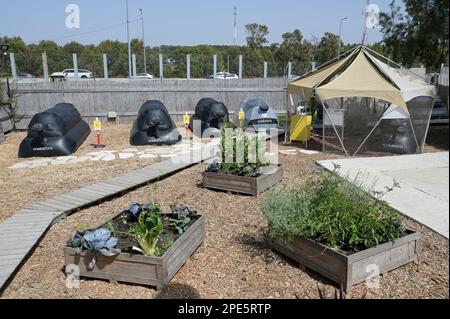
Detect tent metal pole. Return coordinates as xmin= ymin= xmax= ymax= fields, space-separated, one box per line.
xmin=323 ymin=106 xmax=349 ymax=157
xmin=420 ymin=98 xmax=436 ymax=152
xmin=353 ymin=116 xmax=383 ymax=157
xmin=408 ymin=116 xmax=421 ymax=154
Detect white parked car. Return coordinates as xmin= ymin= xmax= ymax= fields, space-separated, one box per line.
xmin=209 ymin=72 xmax=239 ymax=80
xmin=50 ymin=69 xmax=93 ymax=79
xmin=134 ymin=73 xmax=154 ymax=79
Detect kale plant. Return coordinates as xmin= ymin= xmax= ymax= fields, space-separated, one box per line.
xmin=168 ymin=205 xmax=198 ymax=235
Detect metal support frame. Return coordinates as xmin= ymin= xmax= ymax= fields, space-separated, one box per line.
xmin=323 ymin=105 xmax=350 ymax=158
xmin=353 ymin=116 xmax=383 ymax=157
xmin=420 ymin=98 xmax=436 ymax=152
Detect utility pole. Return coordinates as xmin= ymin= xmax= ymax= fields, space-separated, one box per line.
xmin=233 ymin=5 xmax=237 ymax=46
xmin=338 ymin=17 xmax=348 ymax=58
xmin=139 ymin=8 xmax=147 ymax=74
xmin=126 ymin=0 xmax=132 ymax=81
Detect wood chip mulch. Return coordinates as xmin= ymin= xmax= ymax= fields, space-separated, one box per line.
xmin=1 ymin=151 xmax=448 ymax=299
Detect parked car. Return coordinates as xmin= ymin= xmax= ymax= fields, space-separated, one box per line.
xmin=17 ymin=72 xmax=35 ymax=78
xmin=209 ymin=72 xmax=239 ymax=80
xmin=134 ymin=73 xmax=154 ymax=80
xmin=50 ymin=69 xmax=93 ymax=79
xmin=430 ymin=96 xmax=449 ymax=124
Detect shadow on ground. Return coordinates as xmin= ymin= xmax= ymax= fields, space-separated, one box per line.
xmin=426 ymin=125 xmax=449 ymax=150
xmin=155 ymin=283 xmax=201 ymax=299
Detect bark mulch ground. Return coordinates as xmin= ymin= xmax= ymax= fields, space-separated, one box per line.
xmin=0 ymin=124 xmax=161 ymax=222
xmin=1 ymin=151 xmax=448 ymax=299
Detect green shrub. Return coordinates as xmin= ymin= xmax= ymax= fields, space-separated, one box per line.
xmin=261 ymin=170 xmax=404 ymax=252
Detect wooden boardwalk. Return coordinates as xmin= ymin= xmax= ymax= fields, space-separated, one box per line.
xmin=0 ymin=144 xmax=218 ymax=293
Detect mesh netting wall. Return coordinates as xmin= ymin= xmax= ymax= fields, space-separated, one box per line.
xmin=321 ymin=96 xmax=431 ymax=156
xmin=407 ymin=96 xmax=435 ymax=152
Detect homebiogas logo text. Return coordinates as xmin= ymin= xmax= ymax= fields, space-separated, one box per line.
xmin=169 ymin=120 xmax=280 ymax=167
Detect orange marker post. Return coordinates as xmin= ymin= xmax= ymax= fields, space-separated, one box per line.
xmin=93 ymin=117 xmax=105 ymax=148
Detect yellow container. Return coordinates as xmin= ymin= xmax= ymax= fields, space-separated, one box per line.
xmin=290 ymin=115 xmax=312 ymax=142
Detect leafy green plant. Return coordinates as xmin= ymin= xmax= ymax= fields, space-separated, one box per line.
xmin=155 ymin=238 xmax=174 ymax=257
xmin=129 ymin=204 xmax=164 ymax=256
xmin=168 ymin=205 xmax=198 ymax=235
xmin=261 ymin=170 xmax=404 ymax=252
xmin=217 ymin=123 xmax=269 ymax=176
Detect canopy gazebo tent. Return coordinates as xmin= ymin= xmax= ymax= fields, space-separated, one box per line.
xmin=288 ymin=46 xmax=436 ymax=157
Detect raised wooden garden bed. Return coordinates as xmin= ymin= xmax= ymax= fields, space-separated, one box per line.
xmin=64 ymin=214 xmax=205 ymax=290
xmin=203 ymin=164 xmax=283 ymax=196
xmin=269 ymin=230 xmax=420 ymax=292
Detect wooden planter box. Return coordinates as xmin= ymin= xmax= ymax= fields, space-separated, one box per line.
xmin=269 ymin=230 xmax=419 ymax=292
xmin=64 ymin=215 xmax=206 ymax=290
xmin=203 ymin=164 xmax=283 ymax=196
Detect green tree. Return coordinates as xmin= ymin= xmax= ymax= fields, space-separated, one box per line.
xmin=316 ymin=32 xmax=342 ymax=65
xmin=275 ymin=29 xmax=314 ymax=75
xmin=245 ymin=23 xmax=269 ymax=49
xmin=379 ymin=0 xmax=449 ymax=69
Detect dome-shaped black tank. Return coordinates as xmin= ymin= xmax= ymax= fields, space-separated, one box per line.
xmin=188 ymin=97 xmax=230 ymax=137
xmin=130 ymin=100 xmax=181 ymax=146
xmin=18 ymin=103 xmax=91 ymax=158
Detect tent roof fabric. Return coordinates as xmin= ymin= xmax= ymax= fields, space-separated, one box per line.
xmin=287 ymin=46 xmax=437 ymax=113
xmin=365 ymin=52 xmax=436 ymax=103
xmin=287 ymin=51 xmax=356 ymax=99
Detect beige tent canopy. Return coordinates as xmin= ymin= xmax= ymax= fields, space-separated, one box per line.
xmin=288 ymin=46 xmax=437 ymax=157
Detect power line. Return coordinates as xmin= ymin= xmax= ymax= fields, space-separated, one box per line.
xmin=27 ymin=18 xmax=141 ymax=45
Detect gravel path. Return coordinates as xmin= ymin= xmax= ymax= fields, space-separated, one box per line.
xmin=1 ymin=152 xmax=448 ymax=299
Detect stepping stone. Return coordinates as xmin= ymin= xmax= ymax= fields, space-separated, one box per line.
xmin=121 ymin=148 xmax=139 ymax=153
xmin=86 ymin=150 xmax=116 ymax=156
xmin=8 ymin=162 xmax=32 ymax=170
xmin=89 ymin=153 xmax=108 ymax=161
xmin=298 ymin=149 xmax=319 ymax=155
xmin=55 ymin=156 xmax=77 ymax=161
xmin=29 ymin=162 xmax=49 ymax=168
xmin=279 ymin=149 xmax=299 ymax=155
xmin=101 ymin=154 xmax=116 ymax=161
xmin=139 ymin=154 xmax=158 ymax=159
xmin=49 ymin=160 xmax=68 ymax=165
xmin=160 ymin=154 xmax=176 ymax=158
xmin=118 ymin=153 xmax=135 ymax=160
xmin=68 ymin=156 xmax=92 ymax=164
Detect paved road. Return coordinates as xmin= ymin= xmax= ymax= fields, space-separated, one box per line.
xmin=317 ymin=152 xmax=449 ymax=239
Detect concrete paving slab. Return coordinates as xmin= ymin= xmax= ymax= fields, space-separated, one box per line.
xmin=118 ymin=152 xmax=135 ymax=160
xmin=317 ymin=152 xmax=449 ymax=239
xmin=8 ymin=162 xmax=32 ymax=170
xmin=101 ymin=154 xmax=116 ymax=161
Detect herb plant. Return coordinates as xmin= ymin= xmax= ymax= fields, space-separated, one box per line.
xmin=261 ymin=169 xmax=404 ymax=252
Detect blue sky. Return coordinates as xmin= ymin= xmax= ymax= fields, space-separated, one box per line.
xmin=0 ymin=0 xmax=396 ymax=46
